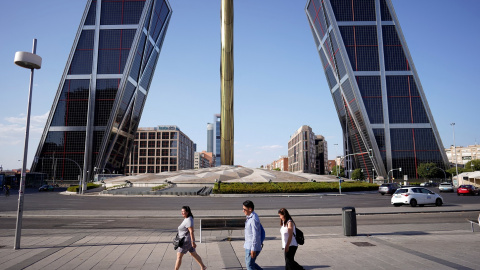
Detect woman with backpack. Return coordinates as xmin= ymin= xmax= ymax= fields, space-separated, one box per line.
xmin=278 ymin=208 xmax=304 ymax=270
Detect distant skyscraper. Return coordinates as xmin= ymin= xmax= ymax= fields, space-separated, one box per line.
xmin=213 ymin=114 xmax=221 ymax=167
xmin=305 ymin=0 xmax=448 ymax=179
xmin=207 ymin=123 xmax=214 ymax=153
xmin=31 ymin=0 xmax=172 ymax=182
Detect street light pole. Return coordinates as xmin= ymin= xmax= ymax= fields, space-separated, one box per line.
xmin=14 ymin=39 xmax=42 ymax=250
xmin=334 ymin=144 xmax=339 ymax=177
xmin=451 ymin=123 xmax=459 ymax=185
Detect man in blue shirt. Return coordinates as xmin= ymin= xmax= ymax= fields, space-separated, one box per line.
xmin=243 ymin=200 xmax=263 ymax=270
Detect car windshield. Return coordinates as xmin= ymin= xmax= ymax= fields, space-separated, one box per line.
xmin=440 ymin=183 xmax=451 ymax=186
xmin=395 ymin=188 xmax=408 ymax=194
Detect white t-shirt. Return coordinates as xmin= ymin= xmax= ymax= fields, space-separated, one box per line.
xmin=280 ymin=220 xmax=298 ymax=248
xmin=178 ymin=216 xmax=193 ymax=239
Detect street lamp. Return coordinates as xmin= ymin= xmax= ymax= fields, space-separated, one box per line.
xmin=13 ymin=39 xmax=42 ymax=250
xmin=388 ymin=167 xmax=402 ymax=183
xmin=451 ymin=123 xmax=459 ymax=185
xmin=372 ymin=168 xmax=375 ymax=182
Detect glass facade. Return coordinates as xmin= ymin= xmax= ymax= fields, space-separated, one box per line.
xmin=306 ymin=0 xmax=448 ymax=179
xmin=214 ymin=114 xmax=221 ymax=167
xmin=32 ymin=0 xmax=172 ymax=182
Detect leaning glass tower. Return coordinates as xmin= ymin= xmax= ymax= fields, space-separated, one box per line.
xmin=32 ymin=0 xmax=172 ymax=183
xmin=305 ymin=0 xmax=448 ymax=180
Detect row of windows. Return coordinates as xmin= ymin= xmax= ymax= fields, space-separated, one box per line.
xmin=136 ymin=131 xmax=179 ymax=140
xmin=331 ymin=0 xmax=376 ymax=21
xmin=330 ymin=0 xmax=392 ymax=22
xmin=131 ymin=157 xmax=178 ymax=165
xmin=128 ymin=166 xmax=177 ymax=174
xmin=137 ymin=141 xmax=178 ymax=148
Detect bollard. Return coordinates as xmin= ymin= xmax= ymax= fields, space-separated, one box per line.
xmin=342 ymin=207 xmax=357 ymax=236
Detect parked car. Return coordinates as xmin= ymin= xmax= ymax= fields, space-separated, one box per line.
xmin=457 ymin=185 xmax=479 ymax=196
xmin=439 ymin=182 xmax=454 ymax=192
xmin=420 ymin=182 xmax=437 ymax=187
xmin=379 ymin=183 xmax=401 ymax=195
xmin=391 ymin=187 xmax=443 ymax=207
xmin=39 ymin=185 xmax=54 ymax=192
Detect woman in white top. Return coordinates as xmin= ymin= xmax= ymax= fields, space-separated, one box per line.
xmin=278 ymin=208 xmax=304 ymax=270
xmin=175 ymin=206 xmax=207 ymax=270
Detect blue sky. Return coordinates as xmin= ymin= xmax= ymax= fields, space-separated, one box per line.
xmin=0 ymin=0 xmax=479 ymax=170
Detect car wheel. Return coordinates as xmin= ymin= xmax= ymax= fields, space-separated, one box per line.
xmin=435 ymin=198 xmax=443 ymax=206
xmin=410 ymin=199 xmax=417 ymax=207
xmin=393 ymin=204 xmax=402 ymax=207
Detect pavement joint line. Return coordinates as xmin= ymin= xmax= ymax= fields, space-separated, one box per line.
xmin=5 ymin=234 xmax=87 ymax=270
xmin=369 ymin=236 xmax=476 ymax=270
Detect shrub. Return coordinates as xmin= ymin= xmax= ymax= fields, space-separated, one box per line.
xmin=213 ymin=181 xmax=378 ymax=194
xmin=152 ymin=184 xmax=168 ymax=191
xmin=67 ymin=183 xmax=101 ymax=193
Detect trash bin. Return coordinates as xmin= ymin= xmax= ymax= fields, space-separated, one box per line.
xmin=342 ymin=207 xmax=357 ymax=236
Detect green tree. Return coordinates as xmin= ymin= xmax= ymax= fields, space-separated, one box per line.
xmin=417 ymin=163 xmax=442 ymax=179
xmin=446 ymin=167 xmax=465 ymax=177
xmin=464 ymin=159 xmax=480 ymax=172
xmin=351 ymin=168 xmax=365 ymax=180
xmin=331 ymin=165 xmax=345 ymax=177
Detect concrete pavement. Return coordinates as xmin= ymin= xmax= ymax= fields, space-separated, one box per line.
xmin=1 ymin=206 xmax=479 ymax=269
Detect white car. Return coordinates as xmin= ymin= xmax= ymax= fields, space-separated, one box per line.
xmin=439 ymin=182 xmax=454 ymax=192
xmin=391 ymin=187 xmax=443 ymax=207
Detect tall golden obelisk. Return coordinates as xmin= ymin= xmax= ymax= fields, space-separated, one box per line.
xmin=220 ymin=0 xmax=234 ymax=165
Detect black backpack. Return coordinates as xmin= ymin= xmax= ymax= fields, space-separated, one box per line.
xmin=294 ymin=226 xmax=304 ymax=245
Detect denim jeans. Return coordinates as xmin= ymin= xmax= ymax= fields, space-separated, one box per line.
xmin=245 ymin=249 xmax=263 ymax=270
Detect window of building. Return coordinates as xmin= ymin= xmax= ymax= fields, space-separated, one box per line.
xmin=148 ymin=149 xmax=155 ymax=156
xmin=148 ymin=141 xmax=156 ymax=148
xmin=140 ymin=149 xmax=146 ymax=156
xmin=140 ymin=132 xmax=147 ymax=139
xmin=162 ymin=132 xmax=169 ymax=139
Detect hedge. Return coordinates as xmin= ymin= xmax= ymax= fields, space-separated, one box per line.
xmin=67 ymin=183 xmax=102 ymax=193
xmin=213 ymin=181 xmax=378 ymax=194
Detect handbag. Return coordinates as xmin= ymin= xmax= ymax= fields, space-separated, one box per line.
xmin=173 ymin=233 xmax=185 ymax=250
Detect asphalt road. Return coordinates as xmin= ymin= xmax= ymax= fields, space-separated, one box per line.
xmin=1 ymin=187 xmax=479 ymax=212
xmin=0 ymin=187 xmax=479 ymax=231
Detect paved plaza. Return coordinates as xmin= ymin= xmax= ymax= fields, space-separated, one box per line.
xmin=1 ymin=206 xmax=479 ymax=269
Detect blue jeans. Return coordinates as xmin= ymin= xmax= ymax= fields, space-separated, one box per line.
xmin=245 ymin=249 xmax=262 ymax=270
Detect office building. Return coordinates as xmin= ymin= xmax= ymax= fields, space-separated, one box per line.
xmin=213 ymin=114 xmax=221 ymax=166
xmin=305 ymin=0 xmax=448 ymax=179
xmin=126 ymin=126 xmax=194 ymax=174
xmin=194 ymin=152 xmax=209 ymax=169
xmin=315 ymin=135 xmax=328 ymax=175
xmin=31 ymin=0 xmax=172 ymax=181
xmin=445 ymin=145 xmax=480 ymax=166
xmin=207 ymin=123 xmax=214 ymax=153
xmin=288 ymin=125 xmax=317 ymax=173
xmin=270 ymin=156 xmax=288 ymax=171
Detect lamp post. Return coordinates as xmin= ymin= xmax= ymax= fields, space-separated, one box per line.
xmin=13 ymin=39 xmax=42 ymax=250
xmin=388 ymin=167 xmax=402 ymax=183
xmin=372 ymin=168 xmax=375 ymax=183
xmin=451 ymin=123 xmax=459 ymax=185
xmin=334 ymin=144 xmax=339 ymax=177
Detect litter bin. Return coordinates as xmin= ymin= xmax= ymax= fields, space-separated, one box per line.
xmin=342 ymin=207 xmax=357 ymax=236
